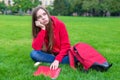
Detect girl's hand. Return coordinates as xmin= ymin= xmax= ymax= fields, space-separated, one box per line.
xmin=35 ymin=21 xmax=45 ymax=30
xmin=50 ymin=60 xmax=59 ymax=70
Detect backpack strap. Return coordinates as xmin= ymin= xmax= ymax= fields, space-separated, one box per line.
xmin=68 ymin=47 xmax=76 ymax=69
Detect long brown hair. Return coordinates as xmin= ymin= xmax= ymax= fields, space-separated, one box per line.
xmin=32 ymin=6 xmax=54 ymax=52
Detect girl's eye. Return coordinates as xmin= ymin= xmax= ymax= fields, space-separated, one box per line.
xmin=37 ymin=15 xmax=42 ymax=19
xmin=43 ymin=13 xmax=47 ymax=16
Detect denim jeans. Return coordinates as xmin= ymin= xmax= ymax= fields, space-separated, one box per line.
xmin=30 ymin=50 xmax=70 ymax=64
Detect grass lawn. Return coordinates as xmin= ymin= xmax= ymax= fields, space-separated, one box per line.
xmin=0 ymin=15 xmax=120 ymax=80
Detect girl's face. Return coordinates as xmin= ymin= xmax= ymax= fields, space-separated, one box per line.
xmin=36 ymin=9 xmax=49 ymax=26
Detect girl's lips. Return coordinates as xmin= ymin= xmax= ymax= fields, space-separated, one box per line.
xmin=43 ymin=20 xmax=48 ymax=24
xmin=43 ymin=20 xmax=47 ymax=23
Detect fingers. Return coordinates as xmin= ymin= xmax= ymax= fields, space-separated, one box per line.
xmin=50 ymin=64 xmax=58 ymax=70
xmin=35 ymin=21 xmax=45 ymax=29
xmin=50 ymin=60 xmax=59 ymax=70
xmin=35 ymin=21 xmax=40 ymax=26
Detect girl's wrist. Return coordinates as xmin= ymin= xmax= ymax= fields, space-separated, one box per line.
xmin=41 ymin=27 xmax=45 ymax=30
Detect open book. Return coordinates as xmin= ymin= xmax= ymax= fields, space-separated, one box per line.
xmin=34 ymin=66 xmax=61 ymax=79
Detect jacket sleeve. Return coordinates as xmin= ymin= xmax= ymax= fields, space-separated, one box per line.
xmin=55 ymin=22 xmax=70 ymax=62
xmin=32 ymin=29 xmax=46 ymax=50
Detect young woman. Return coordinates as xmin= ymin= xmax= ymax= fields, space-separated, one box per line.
xmin=30 ymin=6 xmax=71 ymax=70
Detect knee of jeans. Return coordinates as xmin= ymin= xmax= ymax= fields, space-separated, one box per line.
xmin=30 ymin=50 xmax=39 ymax=60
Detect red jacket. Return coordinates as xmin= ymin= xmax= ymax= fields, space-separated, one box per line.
xmin=32 ymin=16 xmax=71 ymax=62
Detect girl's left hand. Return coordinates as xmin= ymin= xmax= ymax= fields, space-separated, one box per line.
xmin=50 ymin=60 xmax=59 ymax=70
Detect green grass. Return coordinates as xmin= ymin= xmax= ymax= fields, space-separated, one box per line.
xmin=0 ymin=15 xmax=120 ymax=80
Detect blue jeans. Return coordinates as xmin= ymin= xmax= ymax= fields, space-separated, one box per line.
xmin=30 ymin=50 xmax=70 ymax=64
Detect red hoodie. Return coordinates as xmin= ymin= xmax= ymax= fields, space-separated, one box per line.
xmin=32 ymin=16 xmax=71 ymax=62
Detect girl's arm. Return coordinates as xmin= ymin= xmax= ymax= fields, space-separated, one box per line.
xmin=32 ymin=29 xmax=46 ymax=50
xmin=55 ymin=22 xmax=70 ymax=62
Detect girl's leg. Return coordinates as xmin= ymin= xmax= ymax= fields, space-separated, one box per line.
xmin=30 ymin=50 xmax=55 ymax=63
xmin=30 ymin=50 xmax=74 ymax=64
xmin=61 ymin=56 xmax=69 ymax=64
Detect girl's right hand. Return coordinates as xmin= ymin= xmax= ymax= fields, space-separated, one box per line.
xmin=35 ymin=21 xmax=45 ymax=30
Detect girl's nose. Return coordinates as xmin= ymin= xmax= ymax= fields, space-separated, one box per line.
xmin=42 ymin=16 xmax=45 ymax=20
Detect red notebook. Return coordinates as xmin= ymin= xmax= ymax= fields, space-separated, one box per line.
xmin=34 ymin=66 xmax=61 ymax=79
